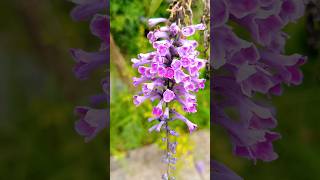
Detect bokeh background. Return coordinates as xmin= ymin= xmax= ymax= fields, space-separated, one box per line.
xmin=213 ymin=2 xmax=320 ymax=180
xmin=0 ymin=0 xmax=107 ymax=179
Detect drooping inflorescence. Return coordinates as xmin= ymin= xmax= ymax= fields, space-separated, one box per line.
xmin=132 ymin=18 xmax=207 ymax=179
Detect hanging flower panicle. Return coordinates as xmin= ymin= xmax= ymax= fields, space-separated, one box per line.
xmin=132 ymin=19 xmax=206 ymax=133
xmin=132 ymin=17 xmax=206 ymax=179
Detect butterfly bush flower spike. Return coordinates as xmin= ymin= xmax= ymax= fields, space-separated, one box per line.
xmin=132 ymin=17 xmax=206 ymax=179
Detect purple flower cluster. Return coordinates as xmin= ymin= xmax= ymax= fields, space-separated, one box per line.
xmin=132 ymin=18 xmax=207 ymax=179
xmin=132 ymin=18 xmax=206 ymax=133
xmin=69 ymin=0 xmax=109 ymax=142
xmin=212 ymin=0 xmax=307 ymax=178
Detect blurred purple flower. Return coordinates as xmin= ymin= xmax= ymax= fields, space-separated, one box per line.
xmin=211 ymin=160 xmax=243 ymax=180
xmin=69 ymin=0 xmax=109 ymax=142
xmin=69 ymin=49 xmax=107 ymax=80
xmin=90 ymin=14 xmax=109 ymax=42
xmin=70 ymin=0 xmax=106 ymax=21
xmin=212 ymin=0 xmax=307 ymax=178
xmin=195 ymin=160 xmax=205 ymax=174
xmin=75 ymin=106 xmax=107 ymax=142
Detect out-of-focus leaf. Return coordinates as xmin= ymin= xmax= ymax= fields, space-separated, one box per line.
xmin=148 ymin=0 xmax=163 ymax=17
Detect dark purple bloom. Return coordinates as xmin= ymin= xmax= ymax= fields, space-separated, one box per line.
xmin=69 ymin=48 xmax=107 ymax=80
xmin=74 ymin=106 xmax=107 ymax=142
xmin=234 ymin=131 xmax=281 ymax=162
xmin=211 ymin=160 xmax=243 ymax=180
xmin=90 ymin=14 xmax=109 ymax=42
xmin=70 ymin=0 xmax=106 ymax=21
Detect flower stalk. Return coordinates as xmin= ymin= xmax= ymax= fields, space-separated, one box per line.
xmin=133 ymin=5 xmax=207 ymax=178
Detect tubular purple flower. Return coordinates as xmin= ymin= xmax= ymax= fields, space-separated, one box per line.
xmin=163 ymin=107 xmax=170 ymax=119
xmin=182 ymin=26 xmax=196 ymax=36
xmin=234 ymin=131 xmax=281 ymax=162
xmin=164 ymin=67 xmax=174 ymax=79
xmin=212 ymin=25 xmax=252 ymax=69
xmin=154 ymin=31 xmax=169 ymax=40
xmin=133 ymin=76 xmax=149 ymax=87
xmin=213 ymin=0 xmax=229 ymax=28
xmin=174 ymin=69 xmax=188 ymax=83
xmin=181 ymin=57 xmax=191 ymax=67
xmin=234 ymin=14 xmax=284 ymax=46
xmin=149 ymin=120 xmax=166 ymax=132
xmin=138 ymin=66 xmax=147 ymax=74
xmin=148 ymin=18 xmax=168 ymax=27
xmin=138 ymin=51 xmax=156 ymax=60
xmin=74 ymin=106 xmax=107 ymax=142
xmin=259 ymin=49 xmax=307 ymax=85
xmin=158 ymin=66 xmax=167 ymax=77
xmin=193 ymin=23 xmax=206 ymax=30
xmin=279 ymin=0 xmax=305 ymax=24
xmin=171 ymin=59 xmax=182 ymax=70
xmin=132 ymin=59 xmax=152 ymax=68
xmin=90 ymin=14 xmax=109 ymax=42
xmin=157 ymin=44 xmax=170 ymax=56
xmin=177 ymin=44 xmax=193 ymax=57
xmin=133 ymin=95 xmax=148 ymax=106
xmin=169 ymin=23 xmax=180 ymax=35
xmin=69 ymin=48 xmax=107 ymax=80
xmin=163 ymin=89 xmax=175 ymax=103
xmin=172 ymin=110 xmax=198 ymax=133
xmin=147 ymin=31 xmax=157 ymax=42
xmin=142 ymin=83 xmax=155 ymax=95
xmin=152 ymin=100 xmax=164 ymax=117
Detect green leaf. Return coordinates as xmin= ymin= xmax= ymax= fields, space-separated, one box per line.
xmin=148 ymin=0 xmax=163 ymax=17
